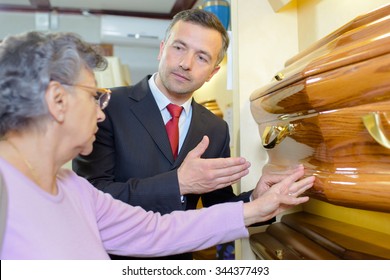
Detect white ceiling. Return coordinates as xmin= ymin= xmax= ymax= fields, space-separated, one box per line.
xmin=0 ymin=0 xmax=204 ymax=18
xmin=51 ymin=0 xmax=177 ymax=14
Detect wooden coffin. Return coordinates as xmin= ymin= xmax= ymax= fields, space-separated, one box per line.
xmin=250 ymin=4 xmax=390 ymax=213
xmin=250 ymin=212 xmax=390 ymax=260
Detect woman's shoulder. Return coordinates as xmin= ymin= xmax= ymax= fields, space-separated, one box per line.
xmin=57 ymin=168 xmax=96 ymax=195
xmin=57 ymin=167 xmax=85 ymax=182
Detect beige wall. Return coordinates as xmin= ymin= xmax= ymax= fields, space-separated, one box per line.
xmin=297 ymin=0 xmax=390 ymax=50
xmin=232 ymin=0 xmax=298 ymax=259
xmin=232 ymin=0 xmax=390 ymax=259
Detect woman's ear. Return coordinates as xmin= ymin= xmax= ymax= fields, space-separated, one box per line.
xmin=45 ymin=81 xmax=67 ymax=123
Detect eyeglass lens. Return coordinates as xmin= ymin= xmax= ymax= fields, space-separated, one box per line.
xmin=96 ymin=90 xmax=110 ymax=109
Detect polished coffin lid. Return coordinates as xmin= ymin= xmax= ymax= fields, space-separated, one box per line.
xmin=250 ymin=4 xmax=390 ymax=212
xmin=250 ymin=4 xmax=390 ymax=116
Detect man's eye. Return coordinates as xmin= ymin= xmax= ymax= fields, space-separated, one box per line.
xmin=198 ymin=55 xmax=209 ymax=63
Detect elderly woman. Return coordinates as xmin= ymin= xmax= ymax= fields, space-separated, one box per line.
xmin=0 ymin=31 xmax=314 ymax=259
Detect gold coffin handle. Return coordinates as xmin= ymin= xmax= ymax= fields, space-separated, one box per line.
xmin=262 ymin=124 xmax=293 ymax=149
xmin=362 ymin=112 xmax=390 ymax=149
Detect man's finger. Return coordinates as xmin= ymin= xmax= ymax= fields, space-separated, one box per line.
xmin=187 ymin=135 xmax=209 ymax=159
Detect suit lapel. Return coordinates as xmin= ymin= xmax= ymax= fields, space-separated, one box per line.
xmin=127 ymin=77 xmax=174 ymax=163
xmin=175 ymin=100 xmax=208 ymax=165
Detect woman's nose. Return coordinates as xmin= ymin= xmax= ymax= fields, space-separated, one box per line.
xmin=97 ymin=107 xmax=106 ymax=122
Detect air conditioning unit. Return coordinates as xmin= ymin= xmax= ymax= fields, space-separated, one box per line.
xmin=101 ymin=15 xmax=170 ymax=47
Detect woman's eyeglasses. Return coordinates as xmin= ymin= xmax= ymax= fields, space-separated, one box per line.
xmin=62 ymin=84 xmax=111 ymax=110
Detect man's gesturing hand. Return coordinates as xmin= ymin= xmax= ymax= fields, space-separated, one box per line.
xmin=178 ymin=136 xmax=250 ymax=195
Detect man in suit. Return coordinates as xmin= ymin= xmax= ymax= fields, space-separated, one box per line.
xmin=73 ymin=9 xmax=272 ymax=259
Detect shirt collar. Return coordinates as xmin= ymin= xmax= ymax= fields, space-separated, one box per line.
xmin=148 ymin=73 xmax=192 ymax=115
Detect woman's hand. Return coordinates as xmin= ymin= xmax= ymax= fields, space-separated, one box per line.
xmin=251 ymin=164 xmax=305 ymax=199
xmin=243 ymin=165 xmax=315 ymax=226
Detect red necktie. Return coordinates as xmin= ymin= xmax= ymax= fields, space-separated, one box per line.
xmin=166 ymin=103 xmax=183 ymax=159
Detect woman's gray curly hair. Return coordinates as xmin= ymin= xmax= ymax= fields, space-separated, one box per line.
xmin=0 ymin=31 xmax=107 ymax=137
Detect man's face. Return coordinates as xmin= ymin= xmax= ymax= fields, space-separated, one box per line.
xmin=156 ymin=20 xmax=222 ymax=101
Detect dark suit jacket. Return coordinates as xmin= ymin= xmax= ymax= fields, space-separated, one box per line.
xmin=73 ymin=76 xmax=258 ymax=259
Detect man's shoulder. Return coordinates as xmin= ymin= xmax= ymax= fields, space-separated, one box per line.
xmin=109 ymin=77 xmax=151 ymax=101
xmin=105 ymin=86 xmax=133 ymax=111
xmin=193 ymin=101 xmax=227 ymax=125
xmin=109 ymin=85 xmax=132 ymax=96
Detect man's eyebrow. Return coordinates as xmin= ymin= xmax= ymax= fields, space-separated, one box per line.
xmin=171 ymin=39 xmax=213 ymax=60
xmin=172 ymin=39 xmax=186 ymax=46
xmin=198 ymin=50 xmax=212 ymax=60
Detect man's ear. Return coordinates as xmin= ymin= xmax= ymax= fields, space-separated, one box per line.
xmin=206 ymin=65 xmax=221 ymax=82
xmin=45 ymin=81 xmax=67 ymax=123
xmin=157 ymin=41 xmax=165 ymax=61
